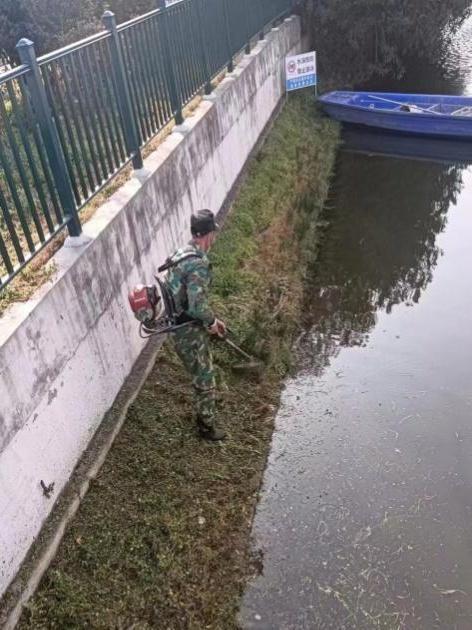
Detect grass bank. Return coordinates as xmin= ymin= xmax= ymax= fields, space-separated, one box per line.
xmin=17 ymin=95 xmax=339 ymax=629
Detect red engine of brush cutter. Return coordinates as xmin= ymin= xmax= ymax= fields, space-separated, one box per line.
xmin=128 ymin=285 xmax=160 ymax=325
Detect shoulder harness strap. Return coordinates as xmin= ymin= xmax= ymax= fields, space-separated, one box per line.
xmin=158 ymin=251 xmax=204 ymax=274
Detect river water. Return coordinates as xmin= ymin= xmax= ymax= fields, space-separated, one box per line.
xmin=239 ymin=16 xmax=472 ymax=630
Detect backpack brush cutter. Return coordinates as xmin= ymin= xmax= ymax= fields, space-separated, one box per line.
xmin=128 ymin=278 xmax=264 ymax=375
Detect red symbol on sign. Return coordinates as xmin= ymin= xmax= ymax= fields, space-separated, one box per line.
xmin=288 ymin=61 xmax=296 ymax=74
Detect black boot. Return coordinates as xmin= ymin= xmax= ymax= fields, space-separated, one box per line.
xmin=197 ymin=417 xmax=227 ymax=441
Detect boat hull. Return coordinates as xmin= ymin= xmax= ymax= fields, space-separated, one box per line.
xmin=319 ymin=93 xmax=472 ymax=139
xmin=342 ymin=127 xmax=472 ymax=164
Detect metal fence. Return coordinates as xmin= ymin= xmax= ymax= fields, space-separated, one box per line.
xmin=0 ymin=0 xmax=292 ymax=291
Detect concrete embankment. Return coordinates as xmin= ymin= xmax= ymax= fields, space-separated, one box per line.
xmin=0 ymin=15 xmax=303 ymax=610
xmin=13 ymin=96 xmax=339 ymax=628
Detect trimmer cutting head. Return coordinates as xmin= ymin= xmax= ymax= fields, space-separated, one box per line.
xmin=221 ymin=337 xmax=265 ymax=376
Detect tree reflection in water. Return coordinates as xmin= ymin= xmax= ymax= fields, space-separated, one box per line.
xmin=300 ymin=153 xmax=465 ymax=375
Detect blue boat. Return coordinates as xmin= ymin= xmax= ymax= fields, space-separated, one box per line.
xmin=319 ymin=91 xmax=472 ymax=139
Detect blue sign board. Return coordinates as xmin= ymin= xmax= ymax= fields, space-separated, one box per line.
xmin=286 ymin=74 xmax=317 ymax=92
xmin=285 ymin=52 xmax=317 ymax=93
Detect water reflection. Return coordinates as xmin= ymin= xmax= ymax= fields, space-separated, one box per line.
xmin=300 ymin=153 xmax=464 ymax=376
xmin=342 ymin=128 xmax=472 ymax=165
xmin=240 ymin=11 xmax=472 ymax=630
xmin=369 ymin=16 xmax=472 ymax=96
xmin=443 ymin=14 xmax=472 ymax=94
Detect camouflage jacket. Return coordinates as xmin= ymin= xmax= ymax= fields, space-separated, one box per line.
xmin=165 ymin=242 xmax=215 ymax=326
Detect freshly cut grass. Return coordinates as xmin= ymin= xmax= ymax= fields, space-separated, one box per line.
xmin=17 ymin=95 xmax=339 ymax=629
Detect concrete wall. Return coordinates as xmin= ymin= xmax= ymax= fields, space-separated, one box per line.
xmin=0 ymin=16 xmax=302 ymax=597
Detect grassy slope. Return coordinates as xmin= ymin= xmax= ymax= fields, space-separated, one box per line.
xmin=18 ymin=95 xmax=339 ymax=630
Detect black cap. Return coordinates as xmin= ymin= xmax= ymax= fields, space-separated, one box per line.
xmin=191 ymin=209 xmax=218 ymax=237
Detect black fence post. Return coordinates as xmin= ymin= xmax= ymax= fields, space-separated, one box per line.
xmin=102 ymin=11 xmax=143 ymax=170
xmin=258 ymin=0 xmax=265 ymax=40
xmin=244 ymin=0 xmax=252 ymax=55
xmin=273 ymin=0 xmax=283 ymax=28
xmin=195 ymin=0 xmax=212 ymax=94
xmin=156 ymin=0 xmax=184 ymax=125
xmin=16 ymin=38 xmax=82 ymax=237
xmin=223 ymin=0 xmax=234 ymax=73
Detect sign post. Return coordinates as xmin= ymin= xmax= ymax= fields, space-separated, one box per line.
xmin=285 ymin=51 xmax=317 ymax=97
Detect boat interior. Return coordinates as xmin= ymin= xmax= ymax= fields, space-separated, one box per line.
xmin=365 ymin=102 xmax=472 ymax=116
xmin=355 ymin=94 xmax=472 ymax=116
xmin=327 ymin=92 xmax=472 ymax=117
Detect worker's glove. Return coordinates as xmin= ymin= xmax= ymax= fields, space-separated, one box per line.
xmin=208 ymin=318 xmax=227 ymax=337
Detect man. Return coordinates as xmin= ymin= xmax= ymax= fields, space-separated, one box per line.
xmin=165 ymin=210 xmax=227 ymax=441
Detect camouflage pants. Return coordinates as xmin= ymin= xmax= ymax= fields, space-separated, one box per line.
xmin=173 ymin=324 xmax=216 ymax=428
